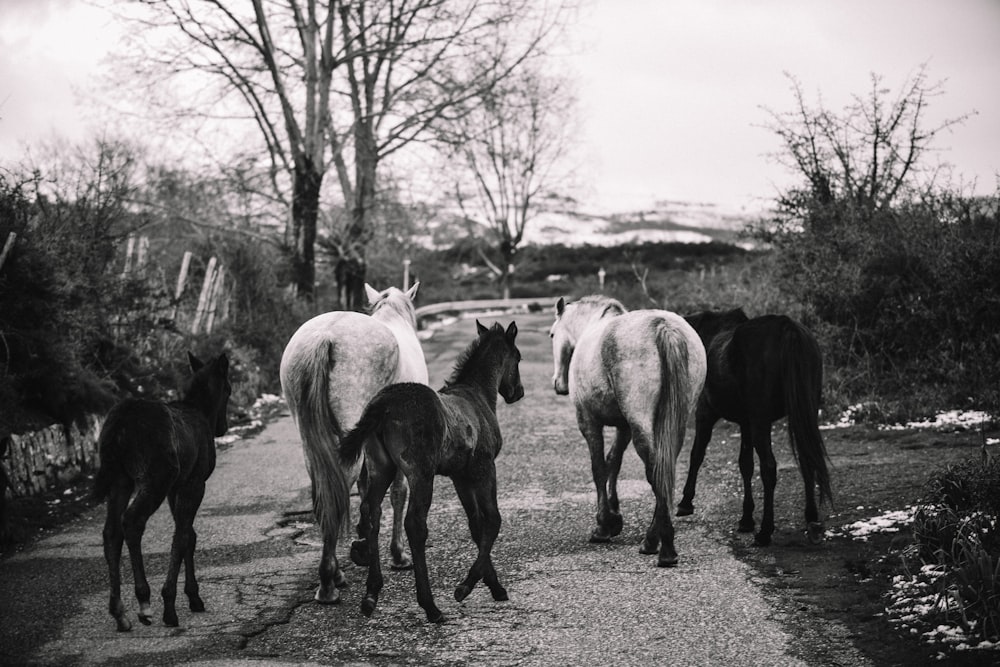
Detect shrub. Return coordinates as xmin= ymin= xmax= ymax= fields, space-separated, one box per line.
xmin=903 ymin=455 xmax=1000 ymax=643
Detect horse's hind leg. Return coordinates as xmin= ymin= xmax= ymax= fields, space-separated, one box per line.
xmin=678 ymin=407 xmax=718 ymax=516
xmin=389 ymin=470 xmax=413 ymax=570
xmin=123 ymin=481 xmax=168 ymax=625
xmin=737 ymin=424 xmax=757 ymax=534
xmin=632 ymin=430 xmax=679 ymax=566
xmin=578 ymin=414 xmax=618 ymax=543
xmin=404 ymin=474 xmax=442 ymax=623
xmin=604 ymin=427 xmax=630 ymax=536
xmin=802 ymin=464 xmax=824 ymax=544
xmin=162 ymin=481 xmax=206 ymax=627
xmin=103 ymin=481 xmax=134 ymax=632
xmin=752 ymin=423 xmax=777 ymax=546
xmin=453 ymin=473 xmax=508 ymax=604
xmin=360 ymin=464 xmax=393 ymax=618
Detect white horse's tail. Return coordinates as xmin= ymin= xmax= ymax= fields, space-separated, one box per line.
xmin=282 ymin=340 xmax=352 ymax=540
xmin=651 ymin=322 xmax=692 ymax=507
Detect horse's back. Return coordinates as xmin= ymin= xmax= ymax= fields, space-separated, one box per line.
xmin=709 ymin=314 xmax=820 ymax=423
xmin=571 ymin=309 xmax=705 ymax=424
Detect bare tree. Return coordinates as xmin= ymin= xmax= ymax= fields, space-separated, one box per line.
xmin=437 ymin=65 xmax=576 ymax=299
xmin=762 ymin=65 xmax=974 ymax=229
xmin=112 ymin=0 xmax=572 ymax=307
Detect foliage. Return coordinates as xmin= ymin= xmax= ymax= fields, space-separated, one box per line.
xmin=0 ymin=143 xmax=310 ymax=435
xmin=756 ymin=68 xmax=999 ymax=420
xmin=905 ymin=455 xmax=1000 ymax=644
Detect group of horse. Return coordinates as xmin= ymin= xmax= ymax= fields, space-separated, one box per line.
xmin=92 ymin=283 xmax=832 ymax=629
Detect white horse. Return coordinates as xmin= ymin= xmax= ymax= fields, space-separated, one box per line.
xmin=549 ymin=295 xmax=706 ymax=566
xmin=280 ymin=283 xmax=427 ymax=603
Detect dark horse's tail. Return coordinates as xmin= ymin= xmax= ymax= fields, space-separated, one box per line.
xmin=92 ymin=406 xmax=126 ymax=502
xmin=338 ymin=389 xmax=395 ymax=467
xmin=781 ymin=320 xmax=833 ymax=506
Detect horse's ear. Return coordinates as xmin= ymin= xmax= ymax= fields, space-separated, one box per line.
xmin=405 ymin=281 xmax=419 ymax=301
xmin=556 ymin=297 xmax=565 ymax=316
xmin=188 ymin=351 xmax=204 ymax=372
xmin=364 ymin=283 xmax=381 ymax=305
xmin=216 ymin=353 xmax=230 ymax=375
xmin=505 ymin=321 xmax=518 ymax=341
xmin=476 ymin=319 xmax=489 ymax=336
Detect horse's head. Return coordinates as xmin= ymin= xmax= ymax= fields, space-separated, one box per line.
xmin=365 ymin=282 xmax=420 ymax=330
xmin=187 ymin=352 xmax=232 ymax=437
xmin=549 ymin=297 xmax=574 ymax=395
xmin=477 ymin=320 xmax=524 ymax=404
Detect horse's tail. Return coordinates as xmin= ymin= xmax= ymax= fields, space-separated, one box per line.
xmin=282 ymin=340 xmax=352 ymax=539
xmin=91 ymin=406 xmax=128 ymax=502
xmin=781 ymin=320 xmax=833 ymax=507
xmin=651 ymin=322 xmax=693 ymax=506
xmin=91 ymin=414 xmax=119 ymax=502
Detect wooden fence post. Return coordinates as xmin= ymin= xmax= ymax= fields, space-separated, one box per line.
xmin=0 ymin=232 xmax=17 ymax=272
xmin=171 ymin=251 xmax=193 ymax=321
xmin=205 ymin=266 xmax=225 ymax=334
xmin=191 ymin=257 xmax=218 ymax=335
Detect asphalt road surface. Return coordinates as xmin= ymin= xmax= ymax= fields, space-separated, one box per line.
xmin=0 ymin=312 xmax=867 ymax=666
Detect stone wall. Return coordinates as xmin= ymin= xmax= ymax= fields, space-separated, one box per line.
xmin=3 ymin=415 xmax=103 ymax=498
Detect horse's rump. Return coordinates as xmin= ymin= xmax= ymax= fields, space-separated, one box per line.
xmin=92 ymin=400 xmax=189 ymax=501
xmin=339 ymin=383 xmax=445 ymax=470
xmin=595 ymin=312 xmax=704 ymax=502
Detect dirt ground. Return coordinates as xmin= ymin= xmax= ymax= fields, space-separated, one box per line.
xmin=695 ymin=423 xmax=994 ymax=666
xmin=2 ymin=377 xmax=995 ymax=665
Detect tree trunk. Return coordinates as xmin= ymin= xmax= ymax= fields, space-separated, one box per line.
xmin=291 ymin=158 xmax=323 ymax=299
xmin=338 ymin=125 xmax=377 ymax=311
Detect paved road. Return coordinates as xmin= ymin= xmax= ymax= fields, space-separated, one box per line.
xmin=0 ymin=312 xmax=863 ymax=666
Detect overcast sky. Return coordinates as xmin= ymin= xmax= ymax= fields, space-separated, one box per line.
xmin=1 ymin=0 xmax=998 ymax=212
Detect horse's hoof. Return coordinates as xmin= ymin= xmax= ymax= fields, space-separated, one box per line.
xmin=361 ymin=596 xmax=377 ymax=617
xmin=390 ymin=555 xmax=413 ymax=571
xmin=114 ymin=616 xmax=132 ymax=633
xmin=454 ymin=584 xmax=472 ymax=602
xmin=491 ymin=586 xmax=509 ymax=602
xmin=162 ymin=610 xmax=179 ymax=627
xmin=606 ymin=512 xmax=624 ymax=537
xmin=189 ymin=597 xmax=205 ymax=613
xmin=807 ymin=522 xmax=826 ymax=545
xmin=137 ymin=613 xmax=153 ymax=626
xmin=589 ymin=527 xmax=612 ymax=543
xmin=314 ymin=586 xmax=341 ymax=605
xmin=753 ymin=532 xmax=772 ymax=547
xmin=738 ymin=519 xmax=756 ymax=533
xmin=657 ymin=554 xmax=679 ymax=568
xmin=426 ymin=608 xmax=444 ymax=624
xmin=639 ymin=538 xmax=658 ymax=555
xmin=350 ymin=540 xmax=370 ymax=567
xmin=676 ymin=502 xmax=694 ymax=517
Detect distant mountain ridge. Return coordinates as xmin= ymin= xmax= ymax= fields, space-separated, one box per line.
xmin=521 ymin=199 xmax=757 ymax=247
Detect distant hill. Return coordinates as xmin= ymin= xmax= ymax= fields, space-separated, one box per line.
xmin=417 ymin=199 xmax=759 ymax=249
xmin=521 ymin=200 xmax=757 ymax=247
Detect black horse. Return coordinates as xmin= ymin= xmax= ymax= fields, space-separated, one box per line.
xmin=339 ymin=321 xmax=523 ymax=623
xmin=678 ymin=309 xmax=832 ymax=546
xmin=93 ymin=352 xmax=231 ymax=631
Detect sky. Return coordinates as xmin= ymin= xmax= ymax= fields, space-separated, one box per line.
xmin=1 ymin=0 xmax=998 ymax=213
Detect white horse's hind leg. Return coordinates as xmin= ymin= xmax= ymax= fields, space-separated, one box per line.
xmin=389 ymin=471 xmax=413 ymax=570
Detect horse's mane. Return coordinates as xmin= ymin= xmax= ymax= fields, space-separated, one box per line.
xmin=369 ymin=287 xmax=417 ymax=328
xmin=442 ymin=323 xmax=503 ymax=388
xmin=574 ymin=295 xmax=627 ymax=318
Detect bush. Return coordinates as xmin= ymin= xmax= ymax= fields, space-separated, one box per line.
xmin=902 ymin=455 xmax=1000 ymax=643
